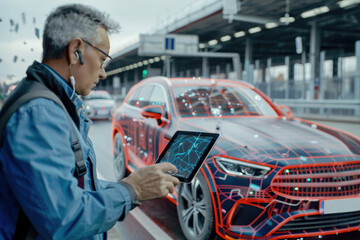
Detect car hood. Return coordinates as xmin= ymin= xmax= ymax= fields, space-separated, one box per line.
xmin=83 ymin=99 xmax=115 ymax=107
xmin=179 ymin=117 xmax=360 ymax=166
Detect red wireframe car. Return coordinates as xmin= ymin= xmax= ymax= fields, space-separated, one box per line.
xmin=111 ymin=77 xmax=360 ymax=240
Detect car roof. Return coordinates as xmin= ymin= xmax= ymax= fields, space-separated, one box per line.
xmin=141 ymin=76 xmax=255 ymax=88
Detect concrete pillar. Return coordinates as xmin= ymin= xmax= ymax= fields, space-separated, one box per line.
xmin=309 ymin=22 xmax=321 ymax=99
xmin=113 ymin=76 xmax=120 ymax=95
xmin=319 ymin=51 xmax=326 ymax=100
xmin=124 ymin=71 xmax=128 ymax=93
xmin=266 ymin=58 xmax=272 ymax=96
xmin=232 ymin=54 xmax=241 ymax=80
xmin=245 ymin=38 xmax=253 ymax=83
xmin=338 ymin=57 xmax=347 ymax=99
xmin=134 ymin=69 xmax=139 ymax=83
xmin=302 ymin=52 xmax=307 ymax=99
xmin=239 ymin=57 xmax=243 ymax=80
xmin=216 ymin=65 xmax=220 ymax=76
xmin=186 ymin=69 xmax=191 ymax=77
xmin=195 ymin=68 xmax=200 ymax=77
xmin=202 ymin=57 xmax=209 ymax=78
xmin=262 ymin=64 xmax=266 ymax=83
xmin=355 ymin=41 xmax=360 ymax=100
xmin=285 ymin=56 xmax=290 ymax=99
xmin=166 ymin=56 xmax=171 ymax=77
xmin=225 ymin=63 xmax=231 ymax=79
xmin=162 ymin=56 xmax=171 ymax=77
xmin=255 ymin=60 xmax=260 ymax=84
xmin=171 ymin=59 xmax=176 ymax=77
xmin=355 ymin=41 xmax=360 ymax=117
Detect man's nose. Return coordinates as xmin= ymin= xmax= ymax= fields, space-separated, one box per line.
xmin=99 ymin=68 xmax=107 ymax=80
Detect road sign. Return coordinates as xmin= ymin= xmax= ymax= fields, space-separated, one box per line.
xmin=165 ymin=37 xmax=175 ymax=50
xmin=138 ymin=34 xmax=198 ymax=56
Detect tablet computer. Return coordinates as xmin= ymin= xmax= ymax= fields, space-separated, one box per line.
xmin=156 ymin=130 xmax=219 ymax=183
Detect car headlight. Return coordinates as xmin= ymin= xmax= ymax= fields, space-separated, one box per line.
xmin=215 ymin=157 xmax=271 ymax=178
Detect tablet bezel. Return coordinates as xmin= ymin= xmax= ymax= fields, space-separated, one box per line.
xmin=155 ymin=130 xmax=219 ymax=183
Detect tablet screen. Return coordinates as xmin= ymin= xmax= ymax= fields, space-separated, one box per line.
xmin=156 ymin=131 xmax=219 ymax=182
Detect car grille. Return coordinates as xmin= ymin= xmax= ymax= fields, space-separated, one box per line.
xmin=272 ymin=162 xmax=360 ymax=199
xmin=276 ymin=211 xmax=360 ymax=232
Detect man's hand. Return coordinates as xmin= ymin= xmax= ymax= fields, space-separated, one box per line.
xmin=121 ymin=162 xmax=180 ymax=201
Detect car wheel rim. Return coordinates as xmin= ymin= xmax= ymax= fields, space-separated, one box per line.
xmin=179 ymin=177 xmax=208 ymax=237
xmin=114 ymin=134 xmax=125 ymax=180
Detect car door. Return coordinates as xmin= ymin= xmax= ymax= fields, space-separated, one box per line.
xmin=139 ymin=84 xmax=171 ymax=165
xmin=120 ymin=84 xmax=154 ymax=167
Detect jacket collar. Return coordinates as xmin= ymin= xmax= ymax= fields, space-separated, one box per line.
xmin=41 ymin=63 xmax=84 ymax=111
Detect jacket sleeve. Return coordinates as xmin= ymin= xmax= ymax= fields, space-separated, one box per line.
xmin=1 ymin=98 xmax=132 ymax=240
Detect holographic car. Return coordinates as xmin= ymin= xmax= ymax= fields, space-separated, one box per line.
xmin=111 ymin=77 xmax=360 ymax=240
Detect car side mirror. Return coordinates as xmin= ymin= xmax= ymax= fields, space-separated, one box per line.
xmin=278 ymin=105 xmax=293 ymax=117
xmin=141 ymin=105 xmax=163 ymax=125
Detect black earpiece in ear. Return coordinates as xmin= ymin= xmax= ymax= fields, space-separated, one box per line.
xmin=75 ymin=49 xmax=84 ymax=65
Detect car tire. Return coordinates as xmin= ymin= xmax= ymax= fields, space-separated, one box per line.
xmin=113 ymin=132 xmax=127 ymax=181
xmin=177 ymin=172 xmax=216 ymax=240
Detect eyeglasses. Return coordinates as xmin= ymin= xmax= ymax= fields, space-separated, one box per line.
xmin=82 ymin=39 xmax=112 ymax=69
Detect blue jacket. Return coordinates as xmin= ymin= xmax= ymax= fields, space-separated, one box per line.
xmin=0 ymin=62 xmax=132 ymax=240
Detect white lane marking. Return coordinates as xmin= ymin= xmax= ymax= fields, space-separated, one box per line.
xmin=97 ymin=170 xmax=173 ymax=240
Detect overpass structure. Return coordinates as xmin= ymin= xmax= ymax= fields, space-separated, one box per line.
xmin=101 ymin=0 xmax=360 ymax=121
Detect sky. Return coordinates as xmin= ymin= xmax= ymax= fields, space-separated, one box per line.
xmin=0 ymin=0 xmax=195 ymax=84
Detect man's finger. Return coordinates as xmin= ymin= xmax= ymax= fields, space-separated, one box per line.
xmin=171 ymin=176 xmax=180 ymax=186
xmin=156 ymin=162 xmax=178 ymax=173
xmin=162 ymin=181 xmax=175 ymax=197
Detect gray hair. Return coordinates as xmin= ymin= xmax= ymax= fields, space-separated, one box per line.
xmin=42 ymin=4 xmax=120 ymax=61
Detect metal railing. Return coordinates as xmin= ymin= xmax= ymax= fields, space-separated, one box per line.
xmin=255 ymin=75 xmax=358 ymax=100
xmin=274 ymin=98 xmax=360 ymax=122
xmin=254 ymin=74 xmax=360 ymax=122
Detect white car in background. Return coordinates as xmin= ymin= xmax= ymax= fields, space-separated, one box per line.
xmin=5 ymin=84 xmax=17 ymax=98
xmin=82 ymin=90 xmax=116 ymax=120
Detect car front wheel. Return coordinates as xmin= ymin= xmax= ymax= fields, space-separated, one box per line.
xmin=113 ymin=132 xmax=126 ymax=181
xmin=177 ymin=172 xmax=215 ymax=240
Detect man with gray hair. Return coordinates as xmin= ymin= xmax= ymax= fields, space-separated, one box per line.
xmin=0 ymin=4 xmax=179 ymax=240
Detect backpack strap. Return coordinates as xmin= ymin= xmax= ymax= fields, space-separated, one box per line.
xmin=0 ymin=82 xmax=87 ymax=177
xmin=0 ymin=82 xmax=86 ymax=240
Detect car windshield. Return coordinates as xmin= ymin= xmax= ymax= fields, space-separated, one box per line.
xmin=173 ymin=84 xmax=277 ymax=117
xmin=83 ymin=92 xmax=112 ymax=100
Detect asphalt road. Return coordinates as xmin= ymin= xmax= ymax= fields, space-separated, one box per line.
xmin=89 ymin=119 xmax=360 ymax=240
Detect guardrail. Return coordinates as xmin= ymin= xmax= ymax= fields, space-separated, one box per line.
xmin=274 ymin=99 xmax=360 ymax=122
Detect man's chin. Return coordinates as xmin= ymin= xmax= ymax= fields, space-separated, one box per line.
xmin=82 ymin=89 xmax=92 ymax=96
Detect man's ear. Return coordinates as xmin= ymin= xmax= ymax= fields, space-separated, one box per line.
xmin=67 ymin=38 xmax=84 ymax=65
